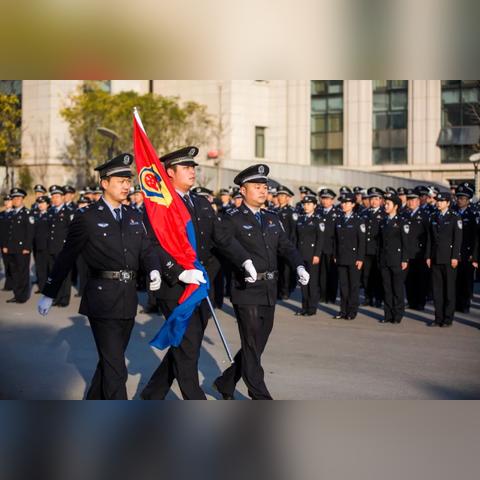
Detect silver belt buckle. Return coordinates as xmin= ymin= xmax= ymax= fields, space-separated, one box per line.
xmin=120 ymin=270 xmax=131 ymax=282
xmin=266 ymin=271 xmax=274 ymax=280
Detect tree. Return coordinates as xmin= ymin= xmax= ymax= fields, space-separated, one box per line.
xmin=0 ymin=93 xmax=22 ymax=189
xmin=61 ymin=83 xmax=215 ymax=185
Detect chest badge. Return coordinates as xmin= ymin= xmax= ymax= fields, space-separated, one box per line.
xmin=97 ymin=223 xmax=109 ymax=228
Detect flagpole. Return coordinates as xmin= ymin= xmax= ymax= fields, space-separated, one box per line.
xmin=205 ymin=296 xmax=235 ymax=364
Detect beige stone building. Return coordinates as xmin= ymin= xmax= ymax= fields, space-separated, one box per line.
xmin=2 ymin=80 xmax=479 ymax=189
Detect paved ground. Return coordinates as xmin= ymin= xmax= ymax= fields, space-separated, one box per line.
xmin=1 ymin=278 xmax=479 ymax=400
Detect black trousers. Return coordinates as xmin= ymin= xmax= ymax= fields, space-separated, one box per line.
xmin=215 ymin=304 xmax=275 ymax=400
xmin=8 ymin=253 xmax=31 ymax=302
xmin=278 ymin=259 xmax=295 ymax=298
xmin=456 ymin=261 xmax=474 ymax=312
xmin=301 ymin=262 xmax=320 ymax=313
xmin=337 ymin=265 xmax=361 ymax=316
xmin=431 ymin=263 xmax=457 ymax=325
xmin=319 ymin=253 xmax=338 ymax=303
xmin=363 ymin=254 xmax=383 ymax=302
xmin=48 ymin=254 xmax=71 ymax=306
xmin=75 ymin=255 xmax=89 ymax=297
xmin=86 ymin=317 xmax=134 ymax=400
xmin=141 ymin=299 xmax=208 ymax=400
xmin=405 ymin=258 xmax=429 ymax=309
xmin=380 ymin=265 xmax=406 ymax=322
xmin=2 ymin=252 xmax=13 ymax=290
xmin=34 ymin=249 xmax=49 ymax=292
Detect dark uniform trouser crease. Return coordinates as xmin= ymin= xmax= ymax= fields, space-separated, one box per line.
xmin=380 ymin=265 xmax=406 ymax=322
xmin=319 ymin=254 xmax=337 ymax=303
xmin=405 ymin=258 xmax=429 ymax=308
xmin=431 ymin=264 xmax=457 ymax=325
xmin=141 ymin=300 xmax=208 ymax=400
xmin=337 ymin=265 xmax=361 ymax=316
xmin=9 ymin=253 xmax=31 ymax=302
xmin=301 ymin=262 xmax=319 ymax=312
xmin=215 ymin=304 xmax=275 ymax=400
xmin=363 ymin=255 xmax=383 ymax=302
xmin=86 ymin=318 xmax=134 ymax=400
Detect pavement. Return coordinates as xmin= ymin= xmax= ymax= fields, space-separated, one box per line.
xmin=0 ymin=279 xmax=479 ymax=400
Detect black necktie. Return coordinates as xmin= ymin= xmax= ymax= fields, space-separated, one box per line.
xmin=114 ymin=207 xmax=121 ymax=223
xmin=254 ymin=211 xmax=262 ymax=225
xmin=183 ymin=193 xmax=194 ymax=211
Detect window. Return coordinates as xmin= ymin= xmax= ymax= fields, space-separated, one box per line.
xmin=310 ymin=80 xmax=343 ymax=166
xmin=255 ymin=126 xmax=266 ymax=158
xmin=83 ymin=80 xmax=111 ymax=93
xmin=372 ymin=80 xmax=408 ymax=165
xmin=440 ymin=80 xmax=480 ymax=163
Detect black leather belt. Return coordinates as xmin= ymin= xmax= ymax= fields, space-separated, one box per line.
xmin=256 ymin=271 xmax=278 ymax=281
xmin=91 ymin=270 xmax=136 ymax=282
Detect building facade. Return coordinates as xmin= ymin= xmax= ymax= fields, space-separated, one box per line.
xmin=2 ymin=80 xmax=479 ymax=188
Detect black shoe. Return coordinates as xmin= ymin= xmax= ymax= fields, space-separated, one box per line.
xmin=375 ymin=300 xmax=383 ymax=308
xmin=362 ymin=298 xmax=371 ymax=306
xmin=345 ymin=313 xmax=357 ymax=320
xmin=379 ymin=319 xmax=387 ymax=323
xmin=333 ymin=313 xmax=346 ymax=319
xmin=295 ymin=310 xmax=307 ymax=316
xmin=140 ymin=306 xmax=158 ymax=314
xmin=428 ymin=321 xmax=439 ymax=327
xmin=303 ymin=311 xmax=316 ymax=317
xmin=440 ymin=323 xmax=452 ymax=328
xmin=212 ymin=380 xmax=234 ymax=400
xmin=6 ymin=298 xmax=16 ymax=303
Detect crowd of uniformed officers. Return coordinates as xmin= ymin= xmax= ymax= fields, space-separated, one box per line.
xmin=1 ymin=152 xmax=479 ymax=400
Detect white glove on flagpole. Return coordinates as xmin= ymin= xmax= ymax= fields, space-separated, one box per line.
xmin=38 ymin=295 xmax=53 ymax=316
xmin=242 ymin=259 xmax=257 ymax=283
xmin=178 ymin=269 xmax=207 ymax=285
xmin=297 ymin=266 xmax=310 ymax=286
xmin=149 ymin=270 xmax=161 ymax=291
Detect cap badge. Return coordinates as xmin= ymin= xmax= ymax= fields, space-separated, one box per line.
xmin=258 ymin=165 xmax=265 ymax=175
xmin=123 ymin=155 xmax=130 ymax=165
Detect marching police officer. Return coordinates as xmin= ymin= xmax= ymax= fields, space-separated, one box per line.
xmin=276 ymin=185 xmax=298 ymax=300
xmin=141 ymin=147 xmax=253 ymax=400
xmin=362 ymin=187 xmax=386 ymax=307
xmin=38 ymin=153 xmax=175 ymax=400
xmin=295 ymin=194 xmax=322 ymax=316
xmin=33 ymin=195 xmax=50 ymax=293
xmin=316 ymin=188 xmax=339 ymax=304
xmin=402 ymin=188 xmax=430 ymax=311
xmin=426 ymin=192 xmax=462 ymax=327
xmin=377 ymin=193 xmax=410 ymax=324
xmin=453 ymin=184 xmax=477 ymax=313
xmin=3 ymin=188 xmax=34 ymax=304
xmin=333 ymin=193 xmax=366 ymax=320
xmin=0 ymin=195 xmax=14 ymax=291
xmin=47 ymin=185 xmax=74 ymax=307
xmin=213 ymin=164 xmax=308 ymax=400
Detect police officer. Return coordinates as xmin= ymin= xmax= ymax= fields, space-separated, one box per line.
xmin=333 ymin=193 xmax=366 ymax=320
xmin=31 ymin=184 xmax=47 ymax=211
xmin=213 ymin=164 xmax=308 ymax=400
xmin=426 ymin=192 xmax=462 ymax=327
xmin=33 ymin=195 xmax=50 ymax=293
xmin=47 ymin=185 xmax=74 ymax=307
xmin=377 ymin=193 xmax=410 ymax=324
xmin=141 ymin=147 xmax=253 ymax=400
xmin=0 ymin=195 xmax=14 ymax=291
xmin=397 ymin=187 xmax=408 ymax=214
xmin=403 ymin=188 xmax=430 ymax=311
xmin=295 ymin=186 xmax=315 ymax=214
xmin=317 ymin=188 xmax=338 ymax=304
xmin=353 ymin=186 xmax=366 ymax=215
xmin=295 ymin=194 xmax=322 ymax=316
xmin=37 ymin=153 xmax=175 ymax=400
xmin=63 ymin=185 xmax=77 ymax=211
xmin=276 ymin=185 xmax=298 ymax=300
xmin=362 ymin=187 xmax=386 ymax=307
xmin=218 ymin=188 xmax=232 ymax=214
xmin=453 ymin=185 xmax=477 ymax=313
xmin=3 ymin=188 xmax=34 ymax=303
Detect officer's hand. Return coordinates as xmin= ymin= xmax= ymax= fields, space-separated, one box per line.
xmin=37 ymin=295 xmax=53 ymax=316
xmin=451 ymin=259 xmax=458 ymax=269
xmin=297 ymin=266 xmax=310 ymax=285
xmin=355 ymin=260 xmax=363 ymax=270
xmin=21 ymin=249 xmax=30 ymax=255
xmin=242 ymin=259 xmax=257 ymax=283
xmin=149 ymin=270 xmax=161 ymax=291
xmin=473 ymin=262 xmax=479 ymax=269
xmin=2 ymin=247 xmax=7 ymax=254
xmin=426 ymin=259 xmax=431 ymax=268
xmin=312 ymin=256 xmax=320 ymax=265
xmin=401 ymin=262 xmax=408 ymax=271
xmin=178 ymin=269 xmax=206 ymax=285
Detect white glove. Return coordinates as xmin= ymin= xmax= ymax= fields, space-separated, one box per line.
xmin=149 ymin=270 xmax=161 ymax=291
xmin=242 ymin=259 xmax=257 ymax=283
xmin=178 ymin=269 xmax=206 ymax=285
xmin=297 ymin=266 xmax=310 ymax=286
xmin=38 ymin=295 xmax=53 ymax=316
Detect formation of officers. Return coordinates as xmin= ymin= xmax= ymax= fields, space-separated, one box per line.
xmin=1 ymin=155 xmax=479 ymax=400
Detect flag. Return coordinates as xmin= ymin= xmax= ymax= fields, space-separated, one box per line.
xmin=133 ymin=108 xmax=209 ymax=349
